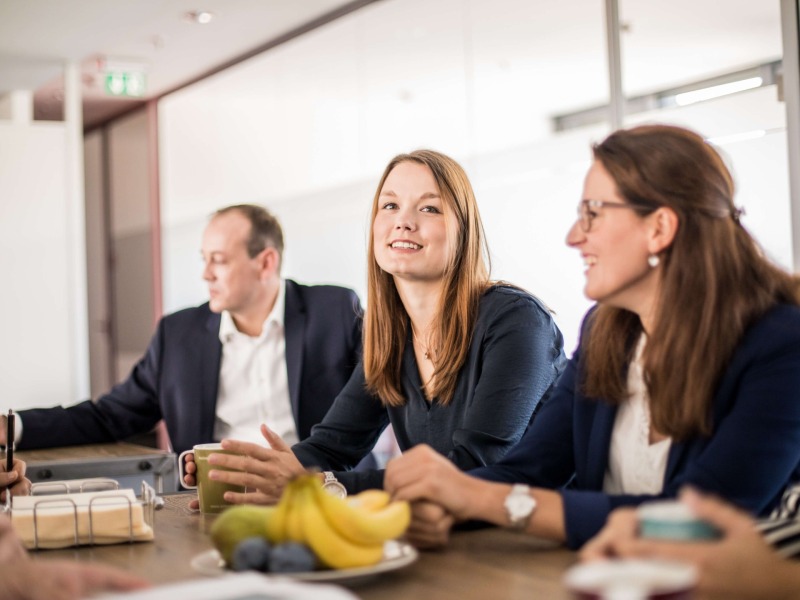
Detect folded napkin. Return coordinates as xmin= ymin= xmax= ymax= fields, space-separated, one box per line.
xmin=12 ymin=489 xmax=154 ymax=549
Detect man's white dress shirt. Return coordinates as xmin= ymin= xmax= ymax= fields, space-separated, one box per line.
xmin=213 ymin=280 xmax=298 ymax=446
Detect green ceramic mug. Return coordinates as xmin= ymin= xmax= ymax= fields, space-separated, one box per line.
xmin=178 ymin=443 xmax=245 ymax=514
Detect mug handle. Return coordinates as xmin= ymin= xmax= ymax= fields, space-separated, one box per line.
xmin=177 ymin=449 xmax=198 ymax=489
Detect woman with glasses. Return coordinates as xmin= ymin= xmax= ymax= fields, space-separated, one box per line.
xmin=385 ymin=124 xmax=800 ymax=550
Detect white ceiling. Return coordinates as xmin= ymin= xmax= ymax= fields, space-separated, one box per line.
xmin=0 ymin=0 xmax=364 ymax=127
xmin=0 ymin=0 xmax=784 ymax=129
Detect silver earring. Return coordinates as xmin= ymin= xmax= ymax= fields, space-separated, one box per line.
xmin=648 ymin=254 xmax=660 ymax=268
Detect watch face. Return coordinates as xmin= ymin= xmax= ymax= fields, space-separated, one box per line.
xmin=322 ymin=481 xmax=347 ymax=499
xmin=507 ymin=494 xmax=534 ymax=515
xmin=505 ymin=485 xmax=536 ymax=528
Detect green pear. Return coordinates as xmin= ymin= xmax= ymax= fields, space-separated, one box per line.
xmin=210 ymin=505 xmax=275 ymax=565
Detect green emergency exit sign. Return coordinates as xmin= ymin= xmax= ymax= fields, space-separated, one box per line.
xmin=104 ymin=71 xmax=146 ymax=98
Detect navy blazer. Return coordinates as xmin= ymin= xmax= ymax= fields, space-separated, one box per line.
xmin=471 ymin=304 xmax=800 ymax=549
xmin=18 ymin=280 xmax=363 ymax=454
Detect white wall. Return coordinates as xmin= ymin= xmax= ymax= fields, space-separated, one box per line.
xmin=0 ymin=122 xmax=79 ymax=409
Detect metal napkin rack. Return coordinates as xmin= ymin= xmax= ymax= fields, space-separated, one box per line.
xmin=15 ymin=479 xmax=159 ymax=550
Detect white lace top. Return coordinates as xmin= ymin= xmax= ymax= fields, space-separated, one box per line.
xmin=603 ymin=335 xmax=672 ymax=495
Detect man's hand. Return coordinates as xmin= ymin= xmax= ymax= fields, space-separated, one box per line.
xmin=1 ymin=458 xmax=31 ymax=502
xmin=180 ymin=452 xmax=201 ymax=510
xmin=182 ymin=452 xmax=197 ymax=488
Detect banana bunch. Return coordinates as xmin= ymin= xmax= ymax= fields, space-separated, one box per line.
xmin=264 ymin=474 xmax=411 ymax=570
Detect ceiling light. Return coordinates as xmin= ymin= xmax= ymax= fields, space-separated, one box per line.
xmin=185 ymin=10 xmax=214 ymax=25
xmin=674 ymin=77 xmax=763 ymax=106
xmin=706 ymin=129 xmax=767 ymax=145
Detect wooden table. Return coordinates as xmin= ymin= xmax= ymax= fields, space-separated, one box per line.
xmin=33 ymin=494 xmax=578 ymax=599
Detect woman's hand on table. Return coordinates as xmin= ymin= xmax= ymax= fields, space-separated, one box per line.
xmin=210 ymin=425 xmax=305 ymax=505
xmin=182 ymin=452 xmax=197 ymax=488
xmin=0 ymin=458 xmax=31 ymax=502
xmin=385 ymin=444 xmax=473 ymax=519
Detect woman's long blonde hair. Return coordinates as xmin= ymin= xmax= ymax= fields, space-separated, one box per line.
xmin=364 ymin=150 xmax=491 ymax=406
xmin=582 ymin=125 xmax=800 ymax=439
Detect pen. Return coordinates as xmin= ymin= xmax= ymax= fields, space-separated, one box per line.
xmin=5 ymin=409 xmax=14 ymax=475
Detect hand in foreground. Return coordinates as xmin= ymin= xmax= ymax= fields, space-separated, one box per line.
xmin=0 ymin=559 xmax=149 ymax=600
xmin=579 ymin=506 xmax=638 ymax=561
xmin=0 ymin=514 xmax=27 ymax=562
xmin=207 ymin=424 xmax=306 ymax=506
xmin=581 ymin=489 xmax=800 ymax=600
xmin=1 ymin=458 xmax=31 ymax=502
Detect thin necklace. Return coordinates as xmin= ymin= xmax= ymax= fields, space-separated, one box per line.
xmin=411 ymin=327 xmax=432 ymax=360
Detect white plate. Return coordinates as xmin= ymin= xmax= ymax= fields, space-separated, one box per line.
xmin=191 ymin=540 xmax=418 ymax=584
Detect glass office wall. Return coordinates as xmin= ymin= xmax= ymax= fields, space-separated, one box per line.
xmin=159 ymin=0 xmax=789 ymax=351
xmin=619 ymin=0 xmax=789 ymax=268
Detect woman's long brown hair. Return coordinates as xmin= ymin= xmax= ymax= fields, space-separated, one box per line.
xmin=582 ymin=125 xmax=800 ymax=439
xmin=364 ymin=150 xmax=490 ymax=406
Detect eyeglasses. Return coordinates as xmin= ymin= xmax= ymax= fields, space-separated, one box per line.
xmin=577 ymin=199 xmax=634 ymax=232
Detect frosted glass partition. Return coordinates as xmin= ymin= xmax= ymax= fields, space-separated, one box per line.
xmin=619 ymin=0 xmax=789 ymax=269
xmin=626 ymin=87 xmax=791 ymax=270
xmin=619 ymin=1 xmax=782 ymax=97
xmin=157 ymin=0 xmax=790 ymax=352
xmin=158 ymin=0 xmax=608 ymax=353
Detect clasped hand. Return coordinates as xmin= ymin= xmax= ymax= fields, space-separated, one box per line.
xmin=385 ymin=444 xmax=475 ymax=548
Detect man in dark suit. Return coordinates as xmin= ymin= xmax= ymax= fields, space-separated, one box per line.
xmin=2 ymin=205 xmax=362 ymax=454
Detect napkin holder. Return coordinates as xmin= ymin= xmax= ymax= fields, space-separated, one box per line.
xmin=11 ymin=480 xmax=157 ymax=550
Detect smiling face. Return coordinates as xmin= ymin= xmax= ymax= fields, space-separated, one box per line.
xmin=566 ymin=160 xmax=662 ymax=315
xmin=372 ymin=161 xmax=457 ymax=285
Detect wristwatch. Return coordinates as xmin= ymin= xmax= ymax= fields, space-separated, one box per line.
xmin=321 ymin=471 xmax=347 ymax=499
xmin=503 ymin=484 xmax=536 ymax=530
